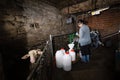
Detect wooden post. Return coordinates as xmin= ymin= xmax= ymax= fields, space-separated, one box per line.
xmin=49 ymin=34 xmax=53 ymax=57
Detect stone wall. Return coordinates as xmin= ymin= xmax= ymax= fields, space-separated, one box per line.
xmin=22 ymin=0 xmax=75 ymax=48
xmin=0 ymin=0 xmax=76 ymax=80
xmin=0 ymin=0 xmax=75 ymax=49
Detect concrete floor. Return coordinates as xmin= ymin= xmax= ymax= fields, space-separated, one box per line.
xmin=52 ymin=46 xmax=115 ymax=80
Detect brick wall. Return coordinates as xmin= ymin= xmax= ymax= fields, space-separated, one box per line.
xmin=87 ymin=8 xmax=120 ymax=37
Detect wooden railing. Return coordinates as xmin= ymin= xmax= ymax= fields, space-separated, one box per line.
xmin=27 ymin=41 xmax=53 ymax=80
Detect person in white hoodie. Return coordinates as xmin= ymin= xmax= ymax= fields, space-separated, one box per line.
xmin=77 ymin=19 xmax=91 ymax=63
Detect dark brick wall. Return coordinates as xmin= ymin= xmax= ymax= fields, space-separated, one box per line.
xmin=87 ymin=8 xmax=120 ymax=37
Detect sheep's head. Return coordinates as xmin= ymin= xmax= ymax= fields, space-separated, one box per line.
xmin=36 ymin=49 xmax=43 ymax=55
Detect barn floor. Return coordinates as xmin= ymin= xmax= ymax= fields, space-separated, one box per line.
xmin=52 ymin=46 xmax=116 ymax=80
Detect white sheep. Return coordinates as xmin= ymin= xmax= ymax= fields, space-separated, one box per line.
xmin=21 ymin=49 xmax=43 ymax=63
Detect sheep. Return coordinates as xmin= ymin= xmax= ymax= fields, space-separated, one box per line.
xmin=21 ymin=49 xmax=43 ymax=63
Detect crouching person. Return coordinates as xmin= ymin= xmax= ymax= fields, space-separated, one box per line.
xmin=77 ymin=19 xmax=91 ymax=63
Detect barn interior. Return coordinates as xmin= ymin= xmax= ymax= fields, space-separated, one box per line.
xmin=0 ymin=0 xmax=120 ymax=80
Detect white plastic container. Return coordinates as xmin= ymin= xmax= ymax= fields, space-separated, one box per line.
xmin=63 ymin=52 xmax=72 ymax=71
xmin=60 ymin=48 xmax=65 ymax=55
xmin=55 ymin=50 xmax=64 ymax=68
xmin=69 ymin=49 xmax=76 ymax=61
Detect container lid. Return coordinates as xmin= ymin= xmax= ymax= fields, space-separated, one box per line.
xmin=66 ymin=52 xmax=69 ymax=54
xmin=71 ymin=49 xmax=74 ymax=52
xmin=61 ymin=48 xmax=65 ymax=50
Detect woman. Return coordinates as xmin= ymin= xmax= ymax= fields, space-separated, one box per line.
xmin=77 ymin=19 xmax=91 ymax=63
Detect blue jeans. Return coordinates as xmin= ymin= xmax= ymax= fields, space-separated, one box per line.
xmin=81 ymin=55 xmax=89 ymax=63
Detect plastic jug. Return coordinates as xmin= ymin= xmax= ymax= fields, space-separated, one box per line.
xmin=69 ymin=49 xmax=76 ymax=61
xmin=55 ymin=50 xmax=64 ymax=68
xmin=63 ymin=52 xmax=72 ymax=71
xmin=60 ymin=48 xmax=65 ymax=55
